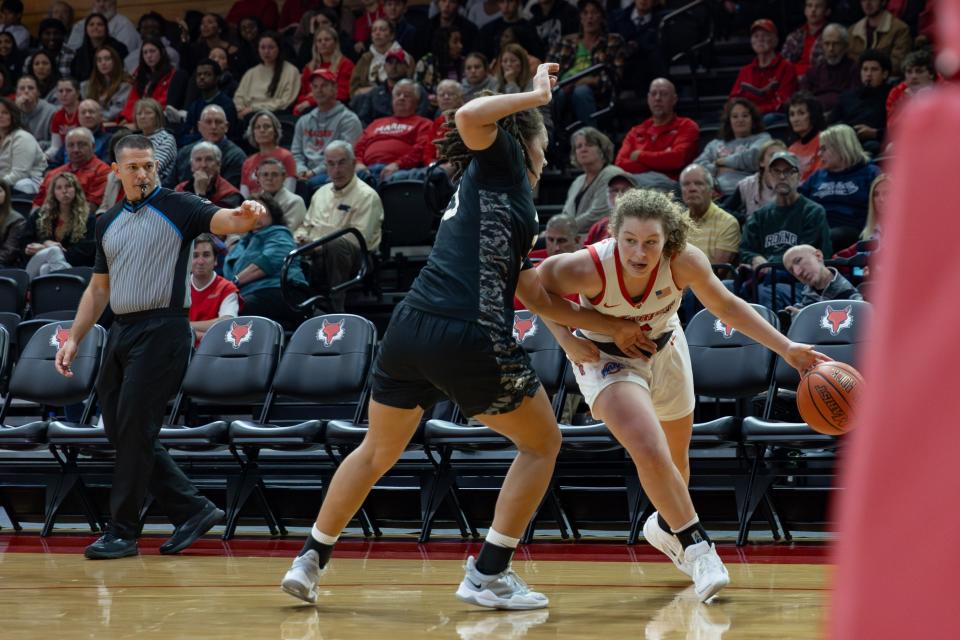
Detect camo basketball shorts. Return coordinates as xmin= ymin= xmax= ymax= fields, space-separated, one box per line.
xmin=572 ymin=330 xmax=695 ymax=421
xmin=371 ymin=303 xmax=541 ymax=416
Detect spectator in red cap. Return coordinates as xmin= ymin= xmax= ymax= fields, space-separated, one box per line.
xmin=353 ymin=79 xmax=434 ymax=185
xmin=292 ymin=68 xmax=364 ymax=190
xmin=293 ymin=26 xmax=355 ymax=115
xmin=729 ymin=19 xmax=797 ymax=124
xmin=352 ymin=48 xmax=431 ymax=125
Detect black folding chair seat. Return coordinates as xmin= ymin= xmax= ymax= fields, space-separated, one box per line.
xmin=0 ymin=420 xmax=48 ymax=448
xmin=46 ymin=422 xmax=109 ymax=446
xmin=230 ymin=419 xmax=324 ymax=447
xmin=158 ymin=421 xmax=230 ymax=447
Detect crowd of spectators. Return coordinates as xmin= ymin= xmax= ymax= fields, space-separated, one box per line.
xmin=0 ymin=0 xmax=928 ymax=326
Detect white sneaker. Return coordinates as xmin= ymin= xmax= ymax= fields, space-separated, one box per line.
xmin=686 ymin=541 xmax=730 ymax=602
xmin=281 ymin=550 xmax=324 ymax=604
xmin=455 ymin=556 xmax=549 ymax=610
xmin=642 ymin=512 xmax=692 ymax=577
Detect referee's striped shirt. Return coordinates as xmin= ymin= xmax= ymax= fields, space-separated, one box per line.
xmin=95 ymin=186 xmax=220 ymax=315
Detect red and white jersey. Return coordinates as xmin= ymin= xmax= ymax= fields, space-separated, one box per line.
xmin=579 ymin=237 xmax=682 ymax=342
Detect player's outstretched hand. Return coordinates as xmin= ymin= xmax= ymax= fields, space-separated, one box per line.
xmin=532 ymin=63 xmax=559 ymax=105
xmin=785 ymin=342 xmax=831 ymax=375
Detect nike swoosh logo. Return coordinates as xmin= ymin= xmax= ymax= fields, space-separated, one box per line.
xmin=602 ymin=303 xmax=617 ymax=308
xmin=468 ymin=580 xmax=483 ymax=589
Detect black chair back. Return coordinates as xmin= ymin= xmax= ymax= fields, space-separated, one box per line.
xmin=30 ymin=273 xmax=87 ymax=315
xmin=686 ymin=304 xmax=779 ymax=397
xmin=0 ymin=268 xmax=28 ymax=312
xmin=271 ymin=314 xmax=377 ymax=400
xmin=8 ymin=322 xmax=105 ymax=405
xmin=181 ymin=316 xmax=283 ymax=403
xmin=378 ymin=180 xmax=433 ymax=256
xmin=773 ymin=300 xmax=872 ymax=388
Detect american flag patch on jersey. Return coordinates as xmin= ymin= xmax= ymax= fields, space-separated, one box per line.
xmin=655 ymin=287 xmax=672 ymax=299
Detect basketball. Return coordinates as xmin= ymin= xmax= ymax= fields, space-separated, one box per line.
xmin=796 ymin=361 xmax=865 ymax=435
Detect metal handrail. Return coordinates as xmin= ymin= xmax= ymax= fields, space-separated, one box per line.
xmin=280 ymin=227 xmax=370 ymax=312
xmin=553 ymin=62 xmax=606 ymax=91
xmin=657 ymin=0 xmax=714 ymax=62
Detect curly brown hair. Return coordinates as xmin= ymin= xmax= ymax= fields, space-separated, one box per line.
xmin=434 ymin=92 xmax=545 ymax=181
xmin=37 ymin=172 xmax=90 ymax=244
xmin=608 ymin=188 xmax=692 ymax=258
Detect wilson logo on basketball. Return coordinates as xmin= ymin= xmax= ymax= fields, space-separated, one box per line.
xmin=225 ymin=321 xmax=253 ymax=349
xmin=713 ymin=319 xmax=735 ymax=338
xmin=50 ymin=325 xmax=70 ymax=350
xmin=318 ymin=319 xmax=345 ymax=347
xmin=820 ymin=305 xmax=853 ymax=336
xmin=513 ymin=316 xmax=537 ymax=342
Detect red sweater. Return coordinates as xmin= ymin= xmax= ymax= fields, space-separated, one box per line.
xmin=33 ymin=157 xmax=111 ymax=207
xmin=294 ymin=59 xmax=356 ymax=113
xmin=614 ymin=115 xmax=700 ymax=179
xmin=422 ymin=114 xmax=447 ymax=164
xmin=354 ymin=115 xmax=435 ymax=168
xmin=729 ymin=54 xmax=798 ymax=114
xmin=119 ymin=68 xmax=177 ymax=123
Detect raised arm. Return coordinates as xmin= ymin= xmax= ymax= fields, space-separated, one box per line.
xmin=454 ymin=63 xmax=558 ymax=151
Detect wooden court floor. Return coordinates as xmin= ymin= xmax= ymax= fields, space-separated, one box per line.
xmin=0 ymin=534 xmax=830 ymax=639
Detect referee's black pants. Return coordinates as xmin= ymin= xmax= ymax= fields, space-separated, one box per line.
xmin=96 ymin=312 xmax=207 ymax=539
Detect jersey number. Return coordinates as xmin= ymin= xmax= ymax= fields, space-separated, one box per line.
xmin=441 ymin=186 xmax=461 ymax=221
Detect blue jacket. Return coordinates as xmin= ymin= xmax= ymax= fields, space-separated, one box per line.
xmin=223 ymin=224 xmax=307 ymax=297
xmin=800 ymin=162 xmax=882 ymax=231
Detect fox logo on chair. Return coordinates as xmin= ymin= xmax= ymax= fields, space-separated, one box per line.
xmin=820 ymin=305 xmax=853 ymax=336
xmin=713 ymin=319 xmax=736 ymax=338
xmin=50 ymin=325 xmax=70 ymax=350
xmin=513 ymin=315 xmax=537 ymax=342
xmin=225 ymin=321 xmax=254 ymax=349
xmin=318 ymin=319 xmax=345 ymax=347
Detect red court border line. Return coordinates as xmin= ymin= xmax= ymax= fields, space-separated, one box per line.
xmin=0 ymin=534 xmax=832 ymax=565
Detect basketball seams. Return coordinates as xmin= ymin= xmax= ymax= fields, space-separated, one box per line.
xmin=797 ymin=362 xmax=861 ymax=436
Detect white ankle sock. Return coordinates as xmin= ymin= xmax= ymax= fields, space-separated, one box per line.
xmin=311 ymin=524 xmax=339 ymax=546
xmin=485 ymin=528 xmax=520 ymax=549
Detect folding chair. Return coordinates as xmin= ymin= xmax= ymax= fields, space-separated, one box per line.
xmin=0 ymin=322 xmax=107 ymax=535
xmin=226 ymin=314 xmax=377 ymax=540
xmin=739 ymin=300 xmax=872 ymax=545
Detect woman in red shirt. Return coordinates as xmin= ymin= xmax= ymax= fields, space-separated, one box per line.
xmin=294 ymin=26 xmax=354 ymax=114
xmin=119 ymin=37 xmax=187 ymax=124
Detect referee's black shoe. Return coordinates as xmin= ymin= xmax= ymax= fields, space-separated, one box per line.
xmin=84 ymin=533 xmax=138 ymax=560
xmin=159 ymin=502 xmax=225 ymax=555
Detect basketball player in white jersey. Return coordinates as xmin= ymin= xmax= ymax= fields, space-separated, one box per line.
xmin=537 ymin=189 xmax=828 ymax=601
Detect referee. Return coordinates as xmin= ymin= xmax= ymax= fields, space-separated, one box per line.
xmin=55 ymin=135 xmax=266 ymax=560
